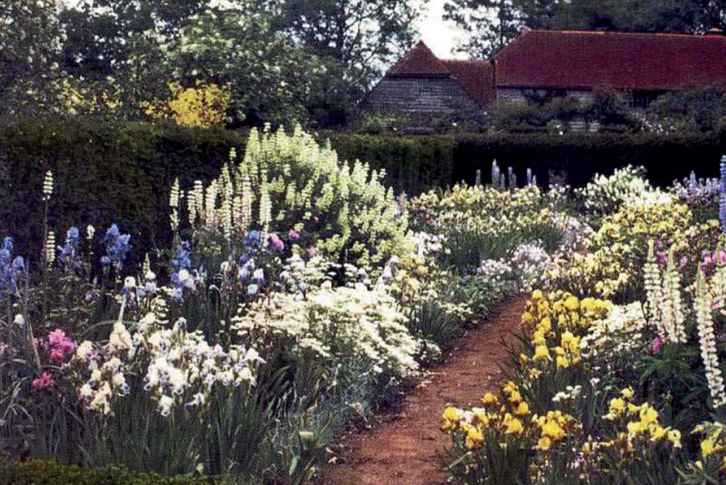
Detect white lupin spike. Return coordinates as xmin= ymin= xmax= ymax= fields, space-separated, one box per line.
xmin=696 ymin=269 xmax=726 ymax=409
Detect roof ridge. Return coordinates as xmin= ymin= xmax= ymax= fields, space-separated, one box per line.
xmin=526 ymin=28 xmax=726 ymax=40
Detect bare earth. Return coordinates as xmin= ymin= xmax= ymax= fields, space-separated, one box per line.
xmin=318 ymin=296 xmax=528 ymax=485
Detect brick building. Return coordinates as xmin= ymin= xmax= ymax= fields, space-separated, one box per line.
xmin=363 ymin=29 xmax=726 ymax=115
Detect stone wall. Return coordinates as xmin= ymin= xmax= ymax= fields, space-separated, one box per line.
xmin=362 ymin=76 xmax=477 ymax=114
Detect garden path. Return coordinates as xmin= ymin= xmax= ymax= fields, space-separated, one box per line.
xmin=318 ymin=295 xmax=528 ymax=485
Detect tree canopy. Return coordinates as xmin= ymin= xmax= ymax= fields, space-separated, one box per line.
xmin=445 ymin=0 xmax=726 ymax=58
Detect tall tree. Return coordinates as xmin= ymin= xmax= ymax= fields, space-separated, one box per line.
xmin=0 ymin=0 xmax=63 ymax=116
xmin=443 ymin=0 xmax=522 ymax=57
xmin=59 ymin=0 xmax=209 ymax=80
xmin=262 ymin=0 xmax=428 ymax=85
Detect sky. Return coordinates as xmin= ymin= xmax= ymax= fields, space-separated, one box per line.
xmin=418 ymin=0 xmax=468 ymax=59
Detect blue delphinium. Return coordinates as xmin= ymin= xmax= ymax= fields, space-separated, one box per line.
xmin=171 ymin=241 xmax=191 ymax=271
xmin=491 ymin=160 xmax=500 ymax=186
xmin=58 ymin=227 xmax=80 ymax=269
xmin=240 ymin=230 xmax=262 ymax=265
xmin=170 ymin=241 xmax=195 ymax=301
xmin=0 ymin=237 xmax=24 ymax=296
xmin=720 ymin=156 xmax=726 ymax=235
xmin=101 ymin=224 xmax=131 ymax=270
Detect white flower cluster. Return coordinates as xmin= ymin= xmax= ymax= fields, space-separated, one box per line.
xmin=233 ymin=283 xmax=420 ymax=378
xmin=552 ymin=385 xmax=582 ymax=403
xmin=511 ymin=243 xmax=553 ymax=291
xmin=578 ymin=166 xmax=671 ymax=217
xmin=580 ymin=303 xmax=647 ymax=358
xmin=75 ymin=311 xmax=260 ymax=417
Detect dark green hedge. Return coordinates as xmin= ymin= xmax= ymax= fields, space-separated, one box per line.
xmin=327 ymin=133 xmax=455 ymax=196
xmin=0 ymin=118 xmax=244 ymax=269
xmin=0 ymin=460 xmax=216 ymax=485
xmin=452 ymin=131 xmax=726 ymax=188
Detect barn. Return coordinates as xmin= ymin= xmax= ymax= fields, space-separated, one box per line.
xmin=363 ymin=29 xmax=726 ymax=115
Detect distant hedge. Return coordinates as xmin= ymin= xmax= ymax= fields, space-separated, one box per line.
xmin=0 ymin=460 xmax=216 ymax=485
xmin=3 ymin=117 xmax=725 ymax=268
xmin=326 ymin=133 xmax=455 ymax=195
xmin=451 ymin=131 xmax=726 ymax=188
xmin=0 ymin=117 xmax=244 ymax=268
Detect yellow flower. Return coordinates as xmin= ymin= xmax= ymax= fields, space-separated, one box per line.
xmin=532 ymin=290 xmax=544 ymax=300
xmin=521 ymin=312 xmax=535 ymax=325
xmin=466 ymin=427 xmax=484 ymax=450
xmin=529 ymin=369 xmax=542 ymax=380
xmin=621 ymin=388 xmax=634 ymax=400
xmin=609 ymin=398 xmax=626 ymax=416
xmin=639 ymin=405 xmax=658 ymax=426
xmin=441 ymin=407 xmax=461 ymax=431
xmin=556 ymin=356 xmax=570 ymax=369
xmin=482 ymin=393 xmax=499 ymax=406
xmin=509 ymin=391 xmax=523 ymax=404
xmin=702 ymin=438 xmax=717 ymax=457
xmin=514 ymin=401 xmax=530 ymax=417
xmin=534 ymin=345 xmax=551 ymax=362
xmin=537 ymin=436 xmax=552 ymax=451
xmin=505 ymin=416 xmax=524 ymax=435
xmin=564 ymin=296 xmax=579 ymax=311
xmin=627 ymin=420 xmax=647 ymax=435
xmin=542 ymin=420 xmax=566 ymax=441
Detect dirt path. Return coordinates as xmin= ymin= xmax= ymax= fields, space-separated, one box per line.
xmin=318 ymin=295 xmax=528 ymax=485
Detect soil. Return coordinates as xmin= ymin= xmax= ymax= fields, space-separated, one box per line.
xmin=318 ymin=295 xmax=529 ymax=485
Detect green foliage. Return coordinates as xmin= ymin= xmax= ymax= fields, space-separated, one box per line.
xmin=0 ymin=0 xmax=62 ymax=116
xmin=646 ymin=89 xmax=726 ymax=134
xmin=439 ymin=228 xmax=519 ymax=274
xmin=0 ymin=460 xmax=217 ymax=485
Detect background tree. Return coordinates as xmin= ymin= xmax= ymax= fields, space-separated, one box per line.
xmin=262 ymin=0 xmax=428 ymax=86
xmin=0 ymin=0 xmax=63 ymax=117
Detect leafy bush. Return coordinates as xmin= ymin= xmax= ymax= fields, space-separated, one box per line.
xmin=0 ymin=460 xmax=216 ymax=485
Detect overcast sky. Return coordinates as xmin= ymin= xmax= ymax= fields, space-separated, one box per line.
xmin=418 ymin=0 xmax=467 ymax=59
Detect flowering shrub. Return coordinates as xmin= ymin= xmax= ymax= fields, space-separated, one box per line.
xmin=184 ymin=126 xmax=408 ymax=268
xmin=576 ymin=166 xmax=672 ymax=222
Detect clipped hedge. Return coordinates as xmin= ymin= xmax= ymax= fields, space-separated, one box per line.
xmin=452 ymin=131 xmax=726 ymax=188
xmin=0 ymin=460 xmax=216 ymax=485
xmin=327 ymin=132 xmax=455 ymax=196
xmin=0 ymin=117 xmax=245 ymax=267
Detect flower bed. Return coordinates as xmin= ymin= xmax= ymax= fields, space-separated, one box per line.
xmin=442 ymin=164 xmax=726 ymax=484
xmin=0 ymin=129 xmax=577 ymax=484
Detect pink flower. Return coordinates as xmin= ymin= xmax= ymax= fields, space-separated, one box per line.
xmin=32 ymin=372 xmax=54 ymax=391
xmin=308 ymin=247 xmax=317 ymax=258
xmin=268 ymin=234 xmax=285 ymax=252
xmin=46 ymin=329 xmax=76 ymax=364
xmin=650 ymin=337 xmax=663 ymax=356
xmin=288 ymin=229 xmax=300 ymax=242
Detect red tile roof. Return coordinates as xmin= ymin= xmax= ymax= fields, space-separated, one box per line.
xmin=441 ymin=59 xmax=494 ymax=105
xmin=387 ymin=41 xmax=450 ymax=77
xmin=494 ymin=29 xmax=726 ymax=91
xmin=385 ymin=41 xmax=492 ymax=105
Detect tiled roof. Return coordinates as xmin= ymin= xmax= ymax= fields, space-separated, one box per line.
xmin=494 ymin=29 xmax=726 ymax=91
xmin=441 ymin=59 xmax=494 ymax=105
xmin=387 ymin=41 xmax=450 ymax=77
xmin=385 ymin=41 xmax=492 ymax=105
